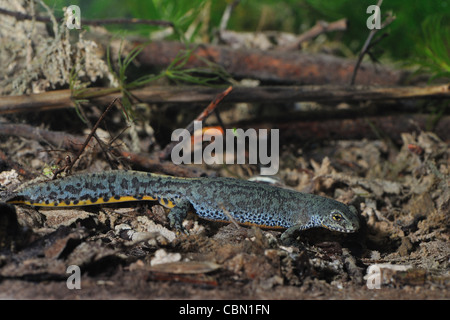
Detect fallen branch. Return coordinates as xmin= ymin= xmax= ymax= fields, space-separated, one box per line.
xmin=137 ymin=41 xmax=407 ymax=85
xmin=0 ymin=89 xmax=76 ymax=114
xmin=2 ymin=115 xmax=448 ymax=169
xmin=255 ymin=114 xmax=450 ymax=143
xmin=0 ymin=123 xmax=85 ymax=151
xmin=1 ymin=83 xmax=448 ymax=115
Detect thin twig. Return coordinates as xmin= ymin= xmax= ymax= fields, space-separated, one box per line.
xmin=192 ymin=86 xmax=233 ymax=123
xmin=219 ymin=0 xmax=241 ymax=31
xmin=159 ymin=86 xmax=233 ymax=160
xmin=350 ymin=0 xmax=396 ymax=85
xmin=81 ymin=18 xmax=173 ymax=28
xmin=220 ymin=204 xmax=242 ymax=230
xmin=0 ymin=8 xmax=174 ymax=27
xmin=283 ymin=19 xmax=348 ymax=50
xmin=74 ymin=102 xmax=116 ymax=169
xmin=50 ymin=155 xmax=73 ymax=179
xmin=64 ymin=98 xmax=121 ymax=174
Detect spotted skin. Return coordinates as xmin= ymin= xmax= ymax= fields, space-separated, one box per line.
xmin=4 ymin=170 xmax=360 ymax=238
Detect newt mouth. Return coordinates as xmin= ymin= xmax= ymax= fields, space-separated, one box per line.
xmin=321 ymin=224 xmax=357 ymax=233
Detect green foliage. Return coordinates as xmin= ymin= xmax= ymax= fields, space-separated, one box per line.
xmin=104 ymin=40 xmax=231 ymax=118
xmin=108 ymin=41 xmax=231 ymax=88
xmin=126 ymin=0 xmax=208 ymax=39
xmin=414 ymin=15 xmax=450 ymax=81
xmin=106 ymin=41 xmax=152 ymax=115
xmin=160 ymin=47 xmax=231 ymax=86
xmin=44 ymin=0 xmax=209 ymax=41
xmin=45 ymin=0 xmax=450 ymax=63
xmin=300 ymin=0 xmax=449 ymax=60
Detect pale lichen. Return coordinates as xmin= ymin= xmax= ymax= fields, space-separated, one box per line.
xmin=0 ymin=0 xmax=114 ymax=95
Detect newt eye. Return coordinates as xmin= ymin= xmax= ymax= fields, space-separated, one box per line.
xmin=332 ymin=213 xmax=343 ymax=222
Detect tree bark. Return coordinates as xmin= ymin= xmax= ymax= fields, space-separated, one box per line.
xmin=137 ymin=41 xmax=409 ymax=85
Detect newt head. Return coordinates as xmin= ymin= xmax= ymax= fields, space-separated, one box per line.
xmin=320 ymin=204 xmax=360 ymax=233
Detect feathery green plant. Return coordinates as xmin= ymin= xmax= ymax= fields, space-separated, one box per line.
xmin=414 ymin=15 xmax=450 ymax=81
xmin=105 ymin=40 xmax=232 ymax=118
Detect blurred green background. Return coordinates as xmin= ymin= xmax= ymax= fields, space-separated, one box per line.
xmin=44 ymin=0 xmax=449 ymax=78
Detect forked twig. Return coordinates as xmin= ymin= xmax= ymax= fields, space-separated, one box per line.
xmin=159 ymin=86 xmax=233 ymax=160
xmin=62 ymin=98 xmax=124 ymax=176
xmin=350 ymin=0 xmax=395 ymax=85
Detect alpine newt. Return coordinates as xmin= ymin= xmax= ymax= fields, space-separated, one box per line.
xmin=3 ymin=170 xmax=360 ymax=240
